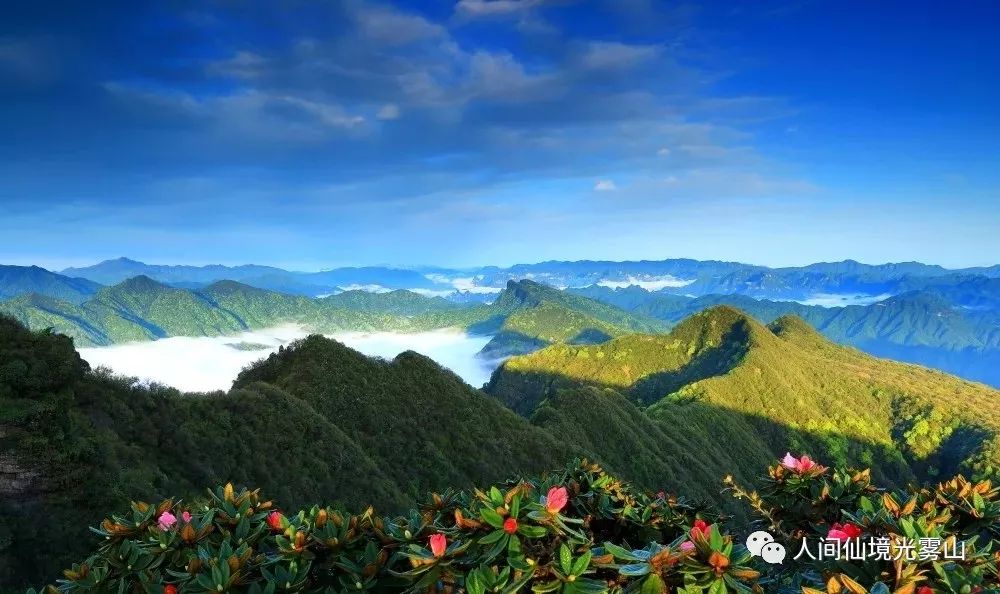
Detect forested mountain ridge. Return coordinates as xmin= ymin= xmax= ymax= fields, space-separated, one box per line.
xmin=479 ymin=280 xmax=667 ymax=357
xmin=4 ymin=304 xmax=1000 ymax=588
xmin=0 ymin=278 xmax=655 ymax=354
xmin=487 ymin=305 xmax=1000 ymax=483
xmin=2 ymin=260 xmax=999 ymax=387
xmin=571 ymin=285 xmax=1000 ymax=386
xmin=0 ymin=315 xmax=570 ymax=587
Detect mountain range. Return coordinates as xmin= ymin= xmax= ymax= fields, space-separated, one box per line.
xmin=1 ymin=257 xmax=999 ymax=387
xmin=54 ymin=257 xmax=1000 ymax=299
xmin=3 ymin=296 xmax=999 ymax=587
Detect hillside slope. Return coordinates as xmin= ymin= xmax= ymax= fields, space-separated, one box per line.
xmin=480 ymin=280 xmax=667 ymax=357
xmin=488 ymin=306 xmax=1000 ymax=483
xmin=572 ymin=285 xmax=1000 ymax=386
xmin=0 ymin=278 xmax=661 ymax=355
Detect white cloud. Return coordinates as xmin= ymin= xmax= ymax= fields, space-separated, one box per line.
xmin=594 ymin=179 xmax=617 ymax=191
xmin=597 ymin=275 xmax=694 ymax=290
xmin=337 ymin=284 xmax=392 ymax=293
xmin=775 ymin=293 xmax=894 ymax=308
xmin=350 ymin=4 xmax=445 ymax=45
xmin=454 ymin=0 xmax=543 ymax=18
xmin=424 ymin=273 xmax=504 ymax=293
xmin=657 ymin=147 xmax=671 ymax=156
xmin=376 ymin=103 xmax=401 ymax=120
xmin=79 ymin=327 xmax=498 ymax=392
xmin=408 ymin=288 xmax=458 ymax=297
xmin=451 ymin=276 xmax=504 ymax=293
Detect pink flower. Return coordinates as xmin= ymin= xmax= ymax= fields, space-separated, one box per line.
xmin=679 ymin=541 xmax=695 ymax=552
xmin=429 ymin=533 xmax=447 ymax=557
xmin=503 ymin=517 xmax=518 ymax=534
xmin=267 ymin=511 xmax=284 ymax=532
xmin=545 ymin=486 xmax=568 ymax=514
xmin=781 ymin=452 xmax=820 ymax=473
xmin=157 ymin=511 xmax=177 ymax=530
xmin=827 ymin=522 xmax=862 ymax=542
xmin=690 ymin=519 xmax=710 ymax=539
xmin=181 ymin=511 xmax=192 ymax=523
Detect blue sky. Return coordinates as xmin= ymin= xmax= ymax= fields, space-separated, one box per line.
xmin=1 ymin=0 xmax=997 ymax=270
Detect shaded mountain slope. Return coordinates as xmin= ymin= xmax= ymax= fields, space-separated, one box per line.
xmin=0 ymin=316 xmax=569 ymax=586
xmin=233 ymin=336 xmax=571 ymax=498
xmin=0 ymin=265 xmax=102 ymax=304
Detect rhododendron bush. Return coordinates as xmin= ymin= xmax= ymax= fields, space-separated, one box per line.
xmin=30 ymin=458 xmax=1000 ymax=594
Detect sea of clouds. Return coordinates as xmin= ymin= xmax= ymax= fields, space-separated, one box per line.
xmin=596 ymin=275 xmax=695 ymax=290
xmin=78 ymin=327 xmax=497 ymax=393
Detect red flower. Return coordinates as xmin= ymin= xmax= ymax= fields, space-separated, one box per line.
xmin=545 ymin=486 xmax=568 ymax=514
xmin=164 ymin=585 xmax=178 ymax=594
xmin=429 ymin=533 xmax=447 ymax=557
xmin=503 ymin=517 xmax=518 ymax=534
xmin=267 ymin=511 xmax=284 ymax=532
xmin=827 ymin=522 xmax=862 ymax=542
xmin=690 ymin=519 xmax=710 ymax=538
xmin=917 ymin=587 xmax=933 ymax=594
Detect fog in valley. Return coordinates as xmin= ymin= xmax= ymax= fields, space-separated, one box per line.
xmin=79 ymin=327 xmax=497 ymax=392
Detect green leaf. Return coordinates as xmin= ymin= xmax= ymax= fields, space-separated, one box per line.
xmin=602 ymin=542 xmax=642 ymax=562
xmin=559 ymin=544 xmax=572 ymax=575
xmin=480 ymin=506 xmax=506 ymax=529
xmin=517 ymin=525 xmax=548 ymax=539
xmin=570 ymin=551 xmax=592 ymax=577
xmin=467 ymin=570 xmax=486 ymax=594
xmin=510 ymin=493 xmax=522 ymax=518
xmin=479 ymin=530 xmax=506 ymax=545
xmin=640 ymin=574 xmax=665 ymax=594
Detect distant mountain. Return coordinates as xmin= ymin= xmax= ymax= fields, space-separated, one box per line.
xmin=0 ymin=277 xmax=661 ymax=358
xmin=61 ymin=257 xmax=288 ymax=286
xmin=469 ymin=258 xmax=1000 ymax=298
xmin=52 ymin=256 xmax=1000 ymax=303
xmin=480 ymin=280 xmax=667 ymax=358
xmin=89 ymin=275 xmax=249 ymax=339
xmin=0 ymin=265 xmax=101 ymax=304
xmin=61 ymin=258 xmax=451 ymax=295
xmin=323 ymin=288 xmax=469 ymax=315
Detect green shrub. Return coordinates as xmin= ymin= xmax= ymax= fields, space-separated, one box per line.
xmin=30 ymin=458 xmax=1000 ymax=594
